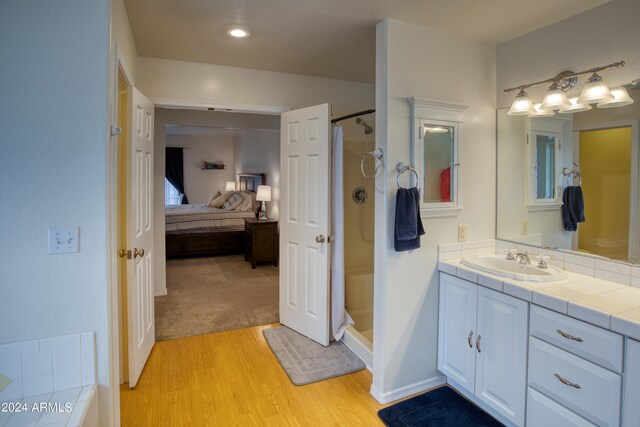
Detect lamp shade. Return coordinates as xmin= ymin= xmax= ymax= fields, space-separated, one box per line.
xmin=507 ymin=89 xmax=534 ymax=116
xmin=256 ymin=185 xmax=271 ymax=202
xmin=541 ymin=89 xmax=570 ymax=110
xmin=577 ymin=72 xmax=613 ymax=104
xmin=225 ymin=181 xmax=236 ymax=191
xmin=597 ymin=86 xmax=634 ymax=108
xmin=527 ymin=103 xmax=555 ymax=118
xmin=558 ymin=96 xmax=592 ymax=114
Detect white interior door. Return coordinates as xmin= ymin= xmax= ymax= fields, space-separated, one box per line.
xmin=127 ymin=87 xmax=155 ymax=387
xmin=279 ymin=103 xmax=331 ymax=346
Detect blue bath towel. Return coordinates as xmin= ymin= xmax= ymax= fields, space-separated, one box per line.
xmin=562 ymin=186 xmax=585 ymax=232
xmin=394 ymin=187 xmax=425 ymax=252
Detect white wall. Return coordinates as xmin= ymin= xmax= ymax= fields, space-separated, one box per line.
xmin=136 ymin=57 xmax=375 ymax=119
xmin=497 ymin=0 xmax=640 ymax=109
xmin=111 ymin=0 xmax=138 ymax=82
xmin=373 ymin=19 xmax=496 ymax=401
xmin=233 ymin=130 xmax=281 ymax=219
xmin=0 ymin=1 xmax=113 ymax=426
xmin=166 ymin=133 xmax=236 ymax=204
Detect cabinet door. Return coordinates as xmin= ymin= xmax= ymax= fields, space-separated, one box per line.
xmin=475 ymin=286 xmax=528 ymax=426
xmin=622 ymin=338 xmax=640 ymax=426
xmin=438 ymin=273 xmax=477 ymax=391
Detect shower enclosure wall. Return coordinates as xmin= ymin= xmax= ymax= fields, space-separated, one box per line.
xmin=341 ymin=117 xmax=375 ymax=348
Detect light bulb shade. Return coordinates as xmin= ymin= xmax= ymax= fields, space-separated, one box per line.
xmin=424 ymin=126 xmax=448 ymax=133
xmin=225 ymin=181 xmax=236 ymax=191
xmin=558 ymin=97 xmax=592 ymax=114
xmin=577 ymin=73 xmax=613 ymax=104
xmin=541 ymin=89 xmax=570 ymax=110
xmin=256 ymin=185 xmax=271 ymax=202
xmin=507 ymin=89 xmax=534 ymax=116
xmin=527 ymin=103 xmax=555 ymax=118
xmin=597 ymin=86 xmax=634 ymax=108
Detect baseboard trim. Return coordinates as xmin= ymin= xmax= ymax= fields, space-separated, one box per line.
xmin=370 ymin=375 xmax=446 ymax=404
xmin=154 ymin=288 xmax=167 ymax=297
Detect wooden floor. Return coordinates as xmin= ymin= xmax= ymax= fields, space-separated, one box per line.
xmin=120 ymin=324 xmax=388 ymax=426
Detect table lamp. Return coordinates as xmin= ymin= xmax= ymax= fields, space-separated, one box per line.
xmin=256 ymin=185 xmax=271 ymax=221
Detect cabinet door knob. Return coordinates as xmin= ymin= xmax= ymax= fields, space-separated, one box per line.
xmin=467 ymin=331 xmax=474 ymax=348
xmin=476 ymin=335 xmax=482 ymax=353
xmin=315 ymin=235 xmax=326 ymax=243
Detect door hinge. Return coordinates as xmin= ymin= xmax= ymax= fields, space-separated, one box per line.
xmin=111 ymin=125 xmax=122 ymax=136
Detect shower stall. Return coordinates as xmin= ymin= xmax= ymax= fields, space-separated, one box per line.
xmin=335 ymin=113 xmax=376 ymax=365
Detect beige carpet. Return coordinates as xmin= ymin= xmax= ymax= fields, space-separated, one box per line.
xmin=155 ymin=255 xmax=279 ymax=341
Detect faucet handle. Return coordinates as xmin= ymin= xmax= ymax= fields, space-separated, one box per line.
xmin=536 ymin=255 xmax=550 ymax=269
xmin=504 ymin=249 xmax=517 ymax=260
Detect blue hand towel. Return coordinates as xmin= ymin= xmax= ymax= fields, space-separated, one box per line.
xmin=561 ymin=186 xmax=585 ymax=232
xmin=394 ymin=187 xmax=425 ymax=252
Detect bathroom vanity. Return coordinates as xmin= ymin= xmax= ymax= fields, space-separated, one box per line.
xmin=438 ymin=251 xmax=640 ymax=427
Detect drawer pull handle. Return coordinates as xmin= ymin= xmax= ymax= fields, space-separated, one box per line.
xmin=467 ymin=331 xmax=473 ymax=348
xmin=556 ymin=329 xmax=583 ymax=342
xmin=476 ymin=335 xmax=482 ymax=353
xmin=554 ymin=373 xmax=581 ymax=389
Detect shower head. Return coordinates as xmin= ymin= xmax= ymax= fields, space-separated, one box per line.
xmin=355 ymin=117 xmax=374 ymax=135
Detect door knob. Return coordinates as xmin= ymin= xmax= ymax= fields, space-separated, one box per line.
xmin=133 ymin=248 xmax=145 ymax=258
xmin=315 ymin=235 xmax=326 ymax=243
xmin=119 ymin=249 xmax=132 ymax=259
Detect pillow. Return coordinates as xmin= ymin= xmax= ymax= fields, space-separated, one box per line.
xmin=237 ymin=191 xmax=255 ymax=211
xmin=209 ymin=191 xmax=234 ymax=208
xmin=206 ymin=191 xmax=222 ymax=207
xmin=222 ymin=192 xmax=244 ymax=210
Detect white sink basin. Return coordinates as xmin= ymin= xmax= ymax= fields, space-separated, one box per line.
xmin=461 ymin=255 xmax=568 ymax=282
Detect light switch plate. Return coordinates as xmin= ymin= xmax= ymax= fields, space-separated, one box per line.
xmin=48 ymin=227 xmax=79 ymax=254
xmin=458 ymin=225 xmax=467 ymax=242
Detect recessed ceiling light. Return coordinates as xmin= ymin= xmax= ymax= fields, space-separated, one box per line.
xmin=226 ymin=26 xmax=250 ymax=39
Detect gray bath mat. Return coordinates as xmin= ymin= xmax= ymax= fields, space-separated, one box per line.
xmin=263 ymin=326 xmax=365 ymax=385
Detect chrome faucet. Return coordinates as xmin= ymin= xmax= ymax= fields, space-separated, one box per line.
xmin=514 ymin=252 xmax=531 ymax=264
xmin=505 ymin=249 xmax=518 ymax=261
xmin=537 ymin=256 xmax=549 ymax=269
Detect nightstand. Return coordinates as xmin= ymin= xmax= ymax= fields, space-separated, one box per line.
xmin=244 ymin=218 xmax=278 ymax=269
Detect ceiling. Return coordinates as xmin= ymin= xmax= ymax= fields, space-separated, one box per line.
xmin=124 ymin=0 xmax=609 ymax=84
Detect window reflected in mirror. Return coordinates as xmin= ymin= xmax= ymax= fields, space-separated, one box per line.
xmin=423 ymin=124 xmax=454 ymax=203
xmin=535 ymin=134 xmax=557 ymax=200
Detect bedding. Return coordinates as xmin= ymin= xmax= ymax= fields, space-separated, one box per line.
xmin=165 ymin=204 xmax=255 ymax=232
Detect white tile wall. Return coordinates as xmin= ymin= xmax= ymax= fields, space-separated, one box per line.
xmin=0 ymin=332 xmax=95 ymax=403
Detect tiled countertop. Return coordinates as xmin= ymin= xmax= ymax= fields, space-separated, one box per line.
xmin=439 ymin=258 xmax=640 ymax=341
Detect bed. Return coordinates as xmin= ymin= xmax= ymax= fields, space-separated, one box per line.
xmin=165 ymin=173 xmax=265 ymax=258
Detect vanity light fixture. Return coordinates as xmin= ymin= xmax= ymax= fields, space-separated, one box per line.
xmin=505 ymin=60 xmax=627 ymax=115
xmin=424 ymin=126 xmax=449 ymax=133
xmin=527 ymin=103 xmax=555 ymax=118
xmin=226 ymin=26 xmax=250 ymax=38
xmin=597 ymin=86 xmax=634 ymax=108
xmin=558 ymin=97 xmax=592 ymax=114
xmin=507 ymin=89 xmax=535 ymax=115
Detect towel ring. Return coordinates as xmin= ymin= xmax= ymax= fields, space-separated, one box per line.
xmin=360 ymin=148 xmax=383 ymax=179
xmin=396 ymin=163 xmax=419 ymax=189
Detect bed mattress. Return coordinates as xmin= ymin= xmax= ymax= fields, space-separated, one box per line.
xmin=165 ymin=204 xmax=255 ymax=232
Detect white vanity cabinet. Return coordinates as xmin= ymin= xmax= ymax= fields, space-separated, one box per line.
xmin=438 ymin=273 xmax=528 ymax=426
xmin=623 ymin=338 xmax=640 ymax=426
xmin=527 ymin=306 xmax=623 ymax=427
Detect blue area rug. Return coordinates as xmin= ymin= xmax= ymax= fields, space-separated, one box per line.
xmin=377 ymin=386 xmax=504 ymax=426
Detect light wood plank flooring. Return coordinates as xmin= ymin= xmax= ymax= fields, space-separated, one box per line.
xmin=120 ymin=324 xmax=388 ymax=426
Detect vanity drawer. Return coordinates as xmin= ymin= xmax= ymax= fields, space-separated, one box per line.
xmin=530 ymin=305 xmax=623 ymax=372
xmin=527 ymin=387 xmax=596 ymax=427
xmin=529 ymin=337 xmax=621 ymax=427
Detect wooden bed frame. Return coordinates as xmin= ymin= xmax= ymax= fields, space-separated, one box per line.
xmin=165 ymin=173 xmax=265 ymax=259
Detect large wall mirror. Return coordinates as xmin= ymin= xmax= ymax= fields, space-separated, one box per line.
xmin=497 ymin=86 xmax=640 ymax=264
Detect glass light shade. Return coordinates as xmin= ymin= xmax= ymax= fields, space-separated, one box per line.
xmin=527 ymin=103 xmax=555 ymax=118
xmin=597 ymin=86 xmax=634 ymax=108
xmin=577 ymin=73 xmax=613 ymax=104
xmin=558 ymin=97 xmax=592 ymax=114
xmin=256 ymin=185 xmax=271 ymax=202
xmin=225 ymin=181 xmax=236 ymax=191
xmin=424 ymin=126 xmax=448 ymax=133
xmin=507 ymin=89 xmax=534 ymax=116
xmin=541 ymin=89 xmax=570 ymax=110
